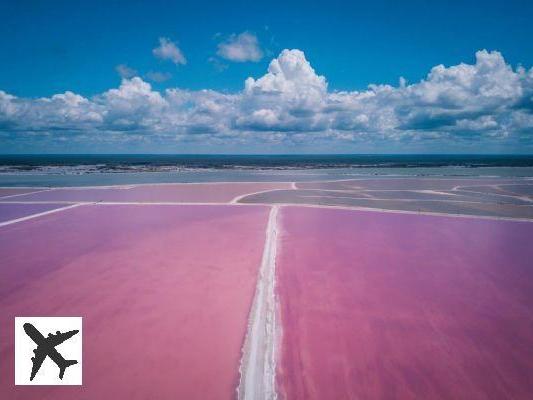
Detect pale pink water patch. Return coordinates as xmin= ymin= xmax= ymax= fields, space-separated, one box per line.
xmin=7 ymin=182 xmax=292 ymax=203
xmin=0 ymin=188 xmax=42 ymax=198
xmin=0 ymin=204 xmax=269 ymax=399
xmin=276 ymin=206 xmax=533 ymax=399
xmin=0 ymin=203 xmax=69 ymax=223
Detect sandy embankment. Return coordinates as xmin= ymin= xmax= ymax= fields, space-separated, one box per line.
xmin=238 ymin=206 xmax=279 ymax=400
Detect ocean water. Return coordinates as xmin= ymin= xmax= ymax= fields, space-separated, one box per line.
xmin=0 ymin=154 xmax=532 ymax=187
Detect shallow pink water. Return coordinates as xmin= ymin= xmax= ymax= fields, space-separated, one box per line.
xmin=276 ymin=206 xmax=533 ymax=399
xmin=0 ymin=188 xmax=40 ymax=198
xmin=0 ymin=204 xmax=269 ymax=399
xmin=0 ymin=203 xmax=67 ymax=223
xmin=5 ymin=182 xmax=292 ymax=203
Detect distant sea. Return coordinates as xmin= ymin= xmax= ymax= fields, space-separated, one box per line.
xmin=0 ymin=154 xmax=532 ymax=187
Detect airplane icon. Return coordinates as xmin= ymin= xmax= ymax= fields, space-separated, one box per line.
xmin=23 ymin=322 xmax=79 ymax=381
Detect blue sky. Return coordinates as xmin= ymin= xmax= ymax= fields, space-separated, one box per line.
xmin=0 ymin=0 xmax=532 ymax=153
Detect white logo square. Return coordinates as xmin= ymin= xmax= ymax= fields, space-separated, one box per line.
xmin=15 ymin=317 xmax=82 ymax=385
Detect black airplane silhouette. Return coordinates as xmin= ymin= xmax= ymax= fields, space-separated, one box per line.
xmin=23 ymin=323 xmax=79 ymax=381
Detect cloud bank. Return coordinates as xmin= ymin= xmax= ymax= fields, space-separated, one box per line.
xmin=1 ymin=49 xmax=532 ymax=152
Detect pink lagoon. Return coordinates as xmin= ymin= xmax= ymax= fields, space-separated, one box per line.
xmin=1 ymin=176 xmax=532 ymax=399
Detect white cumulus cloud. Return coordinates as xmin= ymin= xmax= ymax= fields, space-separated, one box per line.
xmin=217 ymin=32 xmax=263 ymax=62
xmin=153 ymin=37 xmax=187 ymax=65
